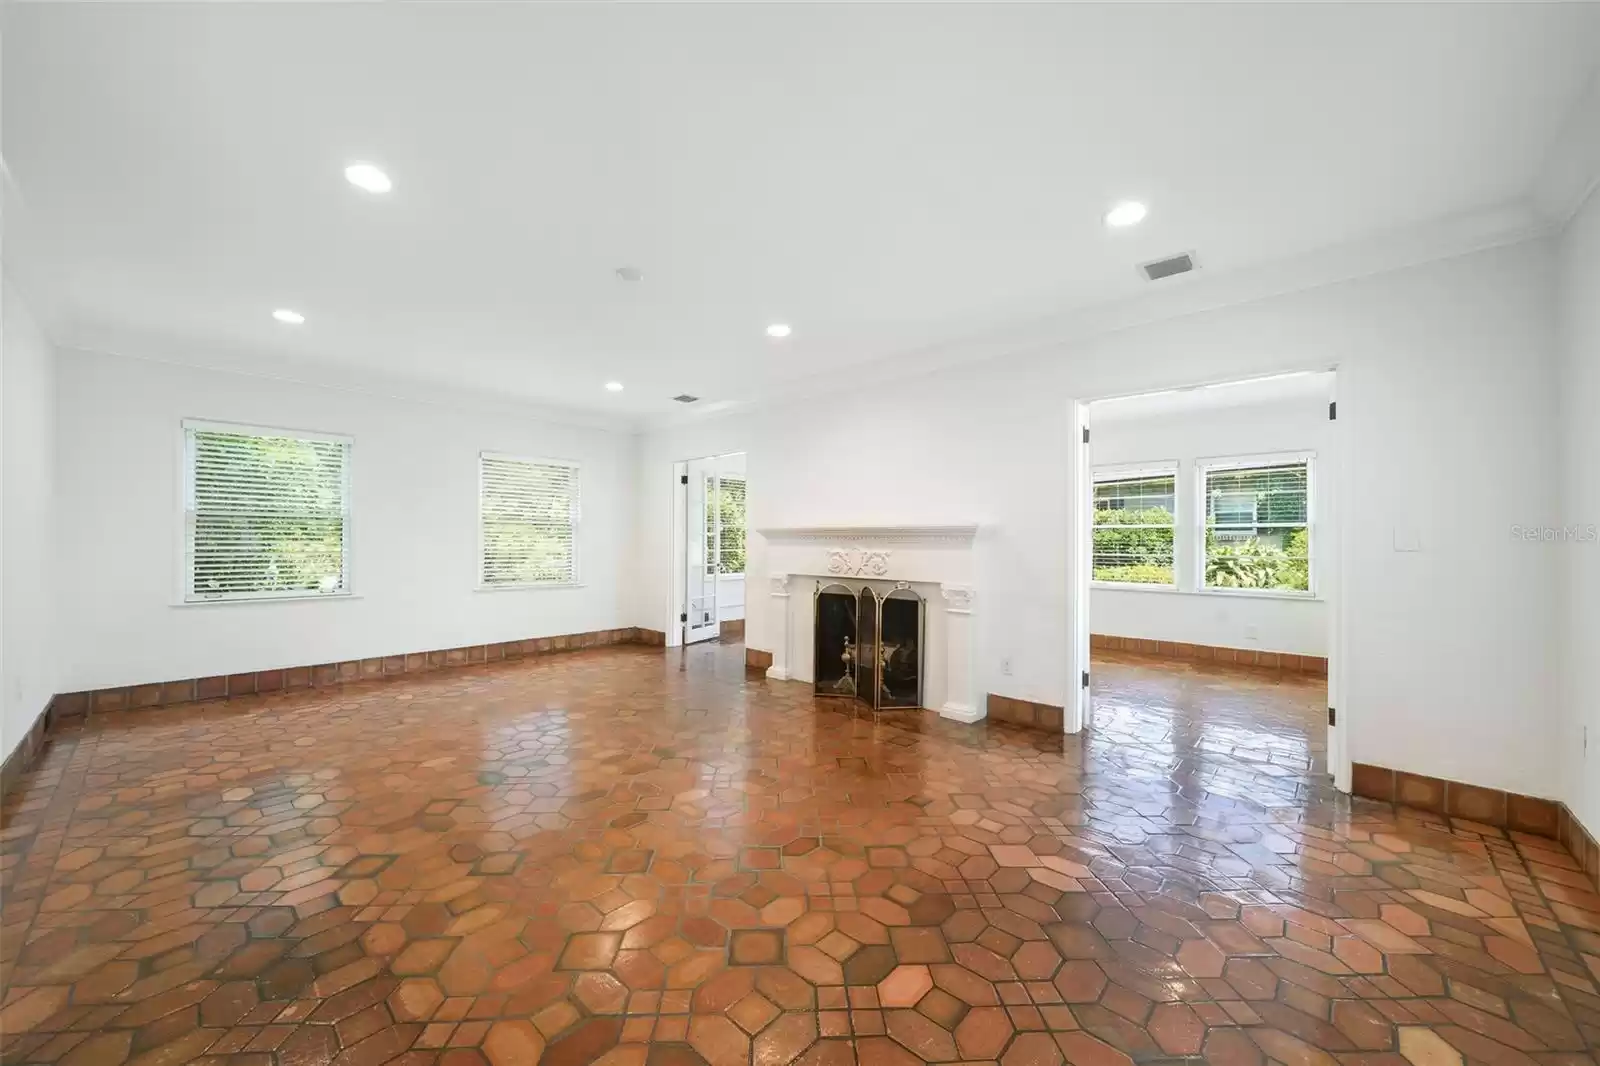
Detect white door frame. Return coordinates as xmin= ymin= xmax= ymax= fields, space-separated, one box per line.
xmin=1066 ymin=367 xmax=1350 ymax=791
xmin=669 ymin=451 xmax=747 ymax=649
xmin=669 ymin=461 xmax=688 ymax=647
xmin=1066 ymin=400 xmax=1093 ymax=734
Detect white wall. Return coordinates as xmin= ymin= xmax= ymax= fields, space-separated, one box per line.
xmin=1 ymin=281 xmax=58 ymax=764
xmin=1089 ymin=392 xmax=1332 ymax=656
xmin=634 ymin=240 xmax=1561 ymax=799
xmin=1557 ymin=188 xmax=1600 ymax=837
xmin=55 ymin=349 xmax=635 ymax=691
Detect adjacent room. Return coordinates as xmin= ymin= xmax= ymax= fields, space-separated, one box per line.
xmin=1081 ymin=374 xmax=1335 ymax=799
xmin=3 ymin=5 xmax=1599 ymax=1066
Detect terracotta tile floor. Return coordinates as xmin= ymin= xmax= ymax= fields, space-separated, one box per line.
xmin=3 ymin=642 xmax=1599 ymax=1066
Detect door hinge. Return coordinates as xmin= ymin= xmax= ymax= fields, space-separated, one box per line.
xmin=680 ymin=612 xmax=688 ymax=623
xmin=680 ymin=474 xmax=689 ymax=485
xmin=1082 ymin=426 xmax=1090 ymax=444
xmin=1327 ymin=706 xmax=1337 ymax=726
xmin=1081 ymin=670 xmax=1090 ymax=689
xmin=1328 ymin=401 xmax=1337 ymax=421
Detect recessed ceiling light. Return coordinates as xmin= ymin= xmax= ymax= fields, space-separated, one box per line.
xmin=604 ymin=381 xmax=624 ymax=392
xmin=344 ymin=162 xmax=392 ymax=194
xmin=766 ymin=323 xmax=792 ymax=339
xmin=272 ymin=309 xmax=305 ymax=324
xmin=1104 ymin=201 xmax=1147 ymax=228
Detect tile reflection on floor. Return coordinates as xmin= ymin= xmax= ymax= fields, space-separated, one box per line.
xmin=2 ymin=642 xmax=1597 ymax=1065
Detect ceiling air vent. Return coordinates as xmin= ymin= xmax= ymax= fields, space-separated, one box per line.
xmin=672 ymin=394 xmax=700 ymax=404
xmin=1140 ymin=252 xmax=1196 ymax=282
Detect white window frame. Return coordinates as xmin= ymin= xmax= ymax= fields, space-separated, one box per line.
xmin=476 ymin=452 xmax=583 ymax=591
xmin=1090 ymin=462 xmax=1180 ymax=590
xmin=178 ymin=418 xmax=354 ymax=605
xmin=1195 ymin=451 xmax=1316 ymax=599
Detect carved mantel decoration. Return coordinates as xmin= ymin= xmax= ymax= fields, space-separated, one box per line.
xmin=827 ymin=548 xmax=891 ymax=577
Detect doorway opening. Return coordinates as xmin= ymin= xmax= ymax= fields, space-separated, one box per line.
xmin=673 ymin=452 xmax=747 ymax=647
xmin=1072 ymin=370 xmax=1346 ymax=790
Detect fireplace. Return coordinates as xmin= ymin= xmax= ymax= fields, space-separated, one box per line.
xmin=814 ymin=582 xmax=925 ymax=711
xmin=755 ymin=525 xmax=979 ymax=723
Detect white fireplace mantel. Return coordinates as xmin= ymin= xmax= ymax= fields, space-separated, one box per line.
xmin=756 ymin=525 xmax=979 ymax=545
xmin=755 ymin=524 xmax=982 ymax=724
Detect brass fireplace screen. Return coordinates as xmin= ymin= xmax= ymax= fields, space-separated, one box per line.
xmin=813 ymin=582 xmax=925 ymax=711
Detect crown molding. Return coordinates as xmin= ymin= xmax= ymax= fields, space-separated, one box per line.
xmin=757 ymin=525 xmax=979 ymax=546
xmin=642 ymin=200 xmax=1550 ymax=433
xmin=59 ymin=328 xmax=643 ymax=436
xmin=1 ymin=157 xmax=73 ymax=340
xmin=1532 ymin=66 xmax=1600 ymax=227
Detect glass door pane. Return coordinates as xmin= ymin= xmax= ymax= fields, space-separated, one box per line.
xmin=685 ymin=457 xmax=719 ymax=643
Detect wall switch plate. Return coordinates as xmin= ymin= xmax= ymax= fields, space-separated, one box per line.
xmin=1393 ymin=527 xmax=1423 ymax=552
xmin=1245 ymin=624 xmax=1259 ymax=642
xmin=1000 ymin=658 xmax=1013 ymax=676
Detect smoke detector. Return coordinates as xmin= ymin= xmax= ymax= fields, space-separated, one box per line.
xmin=1139 ymin=252 xmax=1197 ymax=281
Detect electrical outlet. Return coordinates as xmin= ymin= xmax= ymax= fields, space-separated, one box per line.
xmin=1000 ymin=658 xmax=1013 ymax=676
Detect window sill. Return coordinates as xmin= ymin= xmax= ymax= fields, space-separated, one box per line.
xmin=174 ymin=592 xmax=360 ymax=607
xmin=474 ymin=582 xmax=587 ymax=593
xmin=1091 ymin=583 xmax=1322 ymax=603
xmin=1197 ymin=587 xmax=1321 ymax=602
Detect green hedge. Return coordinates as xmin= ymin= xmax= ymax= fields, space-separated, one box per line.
xmin=1093 ymin=507 xmax=1174 ymax=584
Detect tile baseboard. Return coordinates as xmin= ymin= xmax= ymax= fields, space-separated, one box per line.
xmin=1351 ymin=761 xmax=1598 ymax=893
xmin=745 ymin=647 xmax=774 ymax=671
xmin=1558 ymin=804 xmax=1600 ymax=895
xmin=719 ymin=619 xmax=746 ymax=641
xmin=1091 ymin=633 xmax=1327 ymax=675
xmin=0 ymin=706 xmax=51 ymax=800
xmin=987 ymin=693 xmax=1064 ymax=732
xmin=2 ymin=627 xmax=666 ymax=799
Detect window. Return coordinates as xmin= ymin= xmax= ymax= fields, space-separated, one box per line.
xmin=182 ymin=421 xmax=351 ymax=602
xmin=705 ymin=475 xmax=747 ymax=575
xmin=479 ymin=454 xmax=580 ymax=586
xmin=1092 ymin=469 xmax=1177 ymax=585
xmin=1201 ymin=459 xmax=1310 ymax=592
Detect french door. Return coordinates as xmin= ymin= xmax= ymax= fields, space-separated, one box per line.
xmin=684 ymin=457 xmax=720 ymax=643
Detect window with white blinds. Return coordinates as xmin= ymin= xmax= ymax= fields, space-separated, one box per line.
xmin=479 ymin=454 xmax=580 ymax=587
xmin=182 ymin=421 xmax=351 ymax=602
xmin=1201 ymin=459 xmax=1311 ymax=592
xmin=1092 ymin=468 xmax=1177 ymax=585
xmin=704 ymin=475 xmax=747 ymax=576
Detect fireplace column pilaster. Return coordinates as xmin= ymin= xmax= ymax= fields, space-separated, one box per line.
xmin=767 ymin=574 xmax=792 ymax=680
xmin=939 ymin=585 xmax=980 ymax=723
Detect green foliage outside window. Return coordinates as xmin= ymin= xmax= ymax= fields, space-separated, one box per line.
xmin=705 ymin=477 xmax=747 ymax=575
xmin=190 ymin=430 xmax=347 ymax=598
xmin=1093 ymin=506 xmax=1175 ymax=584
xmin=1204 ymin=527 xmax=1310 ymax=591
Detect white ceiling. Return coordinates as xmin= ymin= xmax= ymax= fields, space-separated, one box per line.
xmin=5 ymin=4 xmax=1599 ymax=426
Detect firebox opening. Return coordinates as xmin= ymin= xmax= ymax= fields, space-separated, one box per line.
xmin=813 ymin=580 xmax=925 ymax=711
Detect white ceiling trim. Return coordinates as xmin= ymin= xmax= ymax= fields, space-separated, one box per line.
xmin=1532 ymin=67 xmax=1600 ymax=226
xmin=645 ymin=198 xmax=1549 ymax=431
xmin=58 ymin=334 xmax=640 ymax=436
xmin=37 ymin=194 xmax=1550 ymax=438
xmin=1 ymin=161 xmax=71 ymax=337
xmin=757 ymin=526 xmax=979 ymax=546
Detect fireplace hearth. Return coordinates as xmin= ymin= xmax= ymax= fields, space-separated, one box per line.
xmin=814 ymin=581 xmax=924 ymax=711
